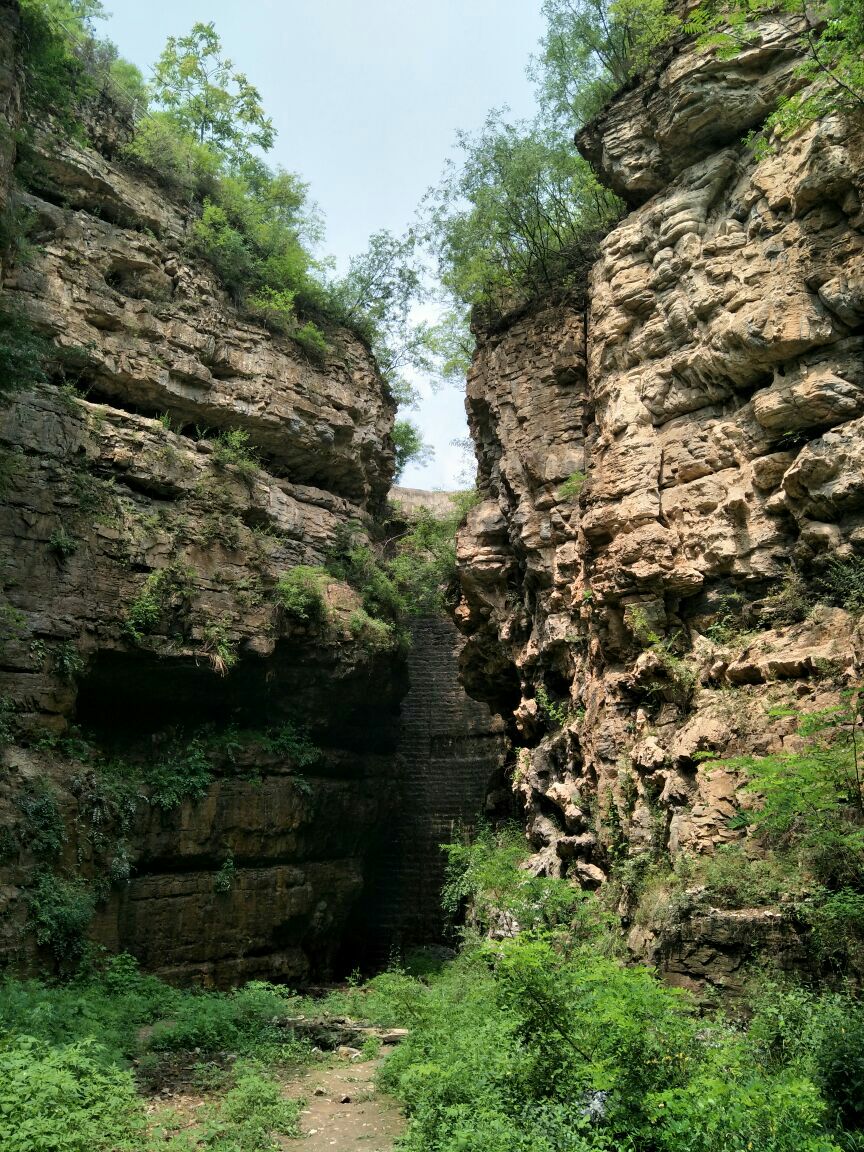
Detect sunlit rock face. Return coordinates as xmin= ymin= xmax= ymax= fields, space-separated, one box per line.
xmin=454 ymin=15 xmax=864 ymax=993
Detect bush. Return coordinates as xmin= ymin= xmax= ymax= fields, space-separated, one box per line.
xmin=0 ymin=1034 xmax=145 ymax=1152
xmin=26 ymin=870 xmax=97 ymax=969
xmin=14 ymin=778 xmax=66 ymax=860
xmin=122 ymin=112 xmax=220 ymax=200
xmin=441 ymin=824 xmax=605 ymax=942
xmin=147 ymin=734 xmax=213 ymax=809
xmin=815 ymin=556 xmax=864 ymax=613
xmin=274 ymin=565 xmax=330 ymax=624
xmin=0 ymin=307 xmax=52 ymax=396
xmin=348 ymin=608 xmax=397 ymax=652
xmin=258 ymin=721 xmax=321 ymax=767
xmin=122 ymin=562 xmax=194 ymax=643
xmin=212 ymin=427 xmax=258 ymax=473
xmin=326 ymin=529 xmax=407 ymax=624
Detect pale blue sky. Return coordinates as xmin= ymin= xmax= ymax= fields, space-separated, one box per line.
xmin=102 ymin=1 xmax=546 ymax=488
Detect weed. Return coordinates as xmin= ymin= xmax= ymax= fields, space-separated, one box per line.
xmin=535 ymin=684 xmax=571 ymax=728
xmin=214 ymin=850 xmax=236 ymax=894
xmin=274 ymin=565 xmax=330 ymax=623
xmin=556 ymin=469 xmax=586 ymax=501
xmin=48 ymin=526 xmax=77 ymax=559
xmin=212 ymin=427 xmax=258 ymax=474
xmin=201 ymin=617 xmax=239 ymax=675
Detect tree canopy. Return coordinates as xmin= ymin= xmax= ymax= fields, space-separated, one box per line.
xmin=150 ymin=21 xmax=275 ymax=160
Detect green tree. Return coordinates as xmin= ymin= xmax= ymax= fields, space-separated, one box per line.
xmin=150 ymin=21 xmax=275 ymax=160
xmin=530 ymin=0 xmax=683 ymax=129
xmin=18 ymin=0 xmax=145 ymax=129
xmin=393 ymin=418 xmax=434 ymax=482
xmin=424 ymin=111 xmax=622 ymax=316
xmin=329 ymin=229 xmax=434 ymax=401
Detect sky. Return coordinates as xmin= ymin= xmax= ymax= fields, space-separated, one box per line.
xmin=101 ymin=0 xmax=546 ymax=490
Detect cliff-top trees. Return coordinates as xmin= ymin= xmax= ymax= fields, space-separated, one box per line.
xmin=531 ymin=0 xmax=682 ymax=129
xmin=150 ymin=21 xmax=275 ymax=160
xmin=423 ymin=112 xmax=622 ymax=318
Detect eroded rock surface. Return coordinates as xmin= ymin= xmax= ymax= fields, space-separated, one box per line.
xmin=455 ymin=15 xmax=864 ymax=992
xmin=0 ymin=3 xmax=405 ymax=982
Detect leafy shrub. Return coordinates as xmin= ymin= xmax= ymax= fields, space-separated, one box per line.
xmin=764 ymin=568 xmax=813 ymax=623
xmin=327 ymin=531 xmax=406 ymax=621
xmin=348 ymin=608 xmax=397 ymax=652
xmin=0 ymin=307 xmax=52 ymax=396
xmin=26 ymin=870 xmax=97 ymax=969
xmin=624 ymin=605 xmax=697 ymax=705
xmin=48 ymin=526 xmax=78 ymax=558
xmin=147 ymin=734 xmax=213 ymax=809
xmin=291 ymin=319 xmax=329 ymax=361
xmin=18 ymin=0 xmax=115 ymax=133
xmin=815 ymin=555 xmax=864 ymax=613
xmin=122 ymin=562 xmax=194 ymax=643
xmin=535 ymin=683 xmax=572 ymax=728
xmin=212 ymin=427 xmax=258 ymax=473
xmin=0 ymin=1034 xmax=145 ymax=1152
xmin=648 ymin=1050 xmax=842 ymax=1152
xmin=441 ymin=824 xmax=605 ymax=942
xmin=258 ymin=721 xmax=321 ymax=767
xmin=274 ymin=565 xmax=330 ymax=623
xmin=386 ymin=495 xmax=476 ymax=615
xmin=14 ymin=778 xmax=66 ymax=859
xmin=122 ymin=111 xmax=221 ymax=200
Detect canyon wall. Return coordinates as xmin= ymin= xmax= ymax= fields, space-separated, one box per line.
xmin=455 ymin=15 xmax=864 ymax=992
xmin=0 ymin=0 xmax=476 ymax=983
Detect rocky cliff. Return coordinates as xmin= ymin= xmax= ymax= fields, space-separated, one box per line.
xmin=454 ymin=14 xmax=864 ymax=993
xmin=0 ymin=1 xmax=416 ymax=983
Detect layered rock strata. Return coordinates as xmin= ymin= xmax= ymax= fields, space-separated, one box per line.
xmin=455 ymin=16 xmax=864 ymax=992
xmin=0 ymin=1 xmax=408 ymax=982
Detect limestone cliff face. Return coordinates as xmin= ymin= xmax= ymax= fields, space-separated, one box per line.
xmin=0 ymin=2 xmax=408 ymax=983
xmin=455 ymin=16 xmax=864 ymax=992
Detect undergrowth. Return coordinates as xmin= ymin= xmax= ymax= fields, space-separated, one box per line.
xmin=0 ymin=956 xmax=311 ymax=1152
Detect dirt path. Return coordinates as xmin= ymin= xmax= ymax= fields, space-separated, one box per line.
xmin=284 ymin=1052 xmax=405 ymax=1151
